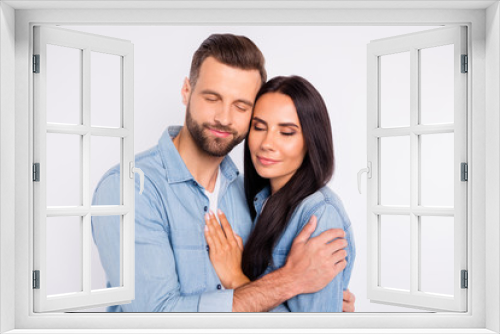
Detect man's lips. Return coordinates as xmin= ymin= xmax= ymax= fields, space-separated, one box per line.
xmin=257 ymin=156 xmax=280 ymax=166
xmin=208 ymin=128 xmax=232 ymax=138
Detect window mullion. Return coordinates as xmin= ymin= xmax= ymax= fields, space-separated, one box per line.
xmin=410 ymin=47 xmax=419 ymax=295
xmin=82 ymin=47 xmax=91 ymax=295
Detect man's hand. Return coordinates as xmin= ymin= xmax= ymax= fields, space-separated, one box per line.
xmin=282 ymin=215 xmax=347 ymax=295
xmin=342 ymin=289 xmax=355 ymax=312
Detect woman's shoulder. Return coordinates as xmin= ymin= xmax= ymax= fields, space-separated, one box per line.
xmin=293 ymin=186 xmax=350 ymax=229
xmin=297 ymin=186 xmax=343 ymax=212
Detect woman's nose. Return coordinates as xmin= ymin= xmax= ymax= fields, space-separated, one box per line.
xmin=261 ymin=132 xmax=275 ymax=151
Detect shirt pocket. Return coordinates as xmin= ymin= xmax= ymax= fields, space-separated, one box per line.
xmin=271 ymin=248 xmax=289 ymax=271
xmin=170 ymin=227 xmax=207 ymax=295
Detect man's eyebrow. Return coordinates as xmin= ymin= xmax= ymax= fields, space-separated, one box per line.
xmin=200 ymin=90 xmax=222 ymax=98
xmin=200 ymin=90 xmax=253 ymax=107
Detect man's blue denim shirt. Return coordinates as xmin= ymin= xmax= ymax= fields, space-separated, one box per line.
xmin=91 ymin=126 xmax=253 ymax=312
xmin=254 ymin=186 xmax=356 ymax=312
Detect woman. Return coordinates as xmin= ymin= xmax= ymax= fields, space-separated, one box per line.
xmin=204 ymin=75 xmax=355 ymax=312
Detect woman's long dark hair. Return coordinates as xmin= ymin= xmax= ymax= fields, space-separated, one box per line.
xmin=242 ymin=75 xmax=335 ymax=280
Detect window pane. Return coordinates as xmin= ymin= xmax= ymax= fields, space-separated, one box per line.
xmin=420 ymin=133 xmax=454 ymax=207
xmin=380 ymin=136 xmax=410 ymax=206
xmin=46 ymin=133 xmax=81 ymax=206
xmin=46 ymin=216 xmax=82 ymax=295
xmin=420 ymin=45 xmax=454 ymax=125
xmin=380 ymin=215 xmax=411 ymax=291
xmin=46 ymin=44 xmax=81 ymax=125
xmin=91 ymin=52 xmax=121 ymax=128
xmin=91 ymin=136 xmax=121 ymax=205
xmin=380 ymin=52 xmax=410 ymax=128
xmin=91 ymin=215 xmax=121 ymax=290
xmin=420 ymin=216 xmax=454 ymax=296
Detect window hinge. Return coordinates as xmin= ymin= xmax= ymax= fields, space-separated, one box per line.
xmin=461 ymin=54 xmax=468 ymax=73
xmin=461 ymin=270 xmax=468 ymax=289
xmin=461 ymin=162 xmax=468 ymax=182
xmin=33 ymin=54 xmax=40 ymax=73
xmin=33 ymin=163 xmax=40 ymax=182
xmin=33 ymin=270 xmax=40 ymax=289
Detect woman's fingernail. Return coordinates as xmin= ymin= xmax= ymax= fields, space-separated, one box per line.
xmin=204 ymin=213 xmax=210 ymax=220
xmin=217 ymin=209 xmax=223 ymax=215
xmin=204 ymin=225 xmax=209 ymax=232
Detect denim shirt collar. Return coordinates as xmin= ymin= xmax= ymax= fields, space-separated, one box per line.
xmin=253 ymin=186 xmax=271 ymax=215
xmin=158 ymin=126 xmax=240 ymax=184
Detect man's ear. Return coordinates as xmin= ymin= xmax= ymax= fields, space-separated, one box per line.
xmin=181 ymin=77 xmax=191 ymax=106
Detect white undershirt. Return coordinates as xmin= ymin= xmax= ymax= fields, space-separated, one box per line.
xmin=204 ymin=167 xmax=222 ymax=216
xmin=203 ymin=168 xmax=224 ymax=290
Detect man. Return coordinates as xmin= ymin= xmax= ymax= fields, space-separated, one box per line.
xmin=92 ymin=33 xmax=355 ymax=312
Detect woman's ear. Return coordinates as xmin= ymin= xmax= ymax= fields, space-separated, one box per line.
xmin=181 ymin=77 xmax=191 ymax=106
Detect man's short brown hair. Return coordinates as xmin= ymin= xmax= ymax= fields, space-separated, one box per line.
xmin=189 ymin=33 xmax=267 ymax=88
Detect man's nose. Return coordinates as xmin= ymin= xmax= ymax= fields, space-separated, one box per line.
xmin=214 ymin=103 xmax=232 ymax=126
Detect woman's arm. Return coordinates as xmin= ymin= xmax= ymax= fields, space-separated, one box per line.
xmin=204 ymin=208 xmax=354 ymax=312
xmin=204 ymin=210 xmax=250 ymax=289
xmin=285 ymin=203 xmax=355 ymax=312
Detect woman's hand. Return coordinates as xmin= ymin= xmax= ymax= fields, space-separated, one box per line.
xmin=204 ymin=209 xmax=250 ymax=289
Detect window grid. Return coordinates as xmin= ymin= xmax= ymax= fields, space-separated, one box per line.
xmin=34 ymin=25 xmax=135 ymax=312
xmin=367 ymin=26 xmax=467 ymax=312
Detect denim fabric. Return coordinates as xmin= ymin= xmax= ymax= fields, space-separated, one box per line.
xmin=253 ymin=186 xmax=356 ymax=312
xmin=91 ymin=126 xmax=253 ymax=312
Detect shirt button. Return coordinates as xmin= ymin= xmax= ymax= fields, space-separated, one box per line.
xmin=254 ymin=198 xmax=258 ymax=202
xmin=206 ymin=245 xmax=209 ymax=251
xmin=217 ymin=284 xmax=222 ymax=290
xmin=204 ymin=206 xmax=208 ymax=212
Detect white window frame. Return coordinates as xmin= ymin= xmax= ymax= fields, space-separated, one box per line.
xmin=366 ymin=26 xmax=468 ymax=312
xmin=0 ymin=1 xmax=499 ymax=333
xmin=32 ymin=25 xmax=136 ymax=312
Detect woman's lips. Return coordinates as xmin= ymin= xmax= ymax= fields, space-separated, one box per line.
xmin=208 ymin=128 xmax=231 ymax=138
xmin=257 ymin=156 xmax=280 ymax=166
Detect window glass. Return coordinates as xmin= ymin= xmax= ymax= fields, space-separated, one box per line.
xmin=46 ymin=44 xmax=81 ymax=125
xmin=380 ymin=215 xmax=411 ymax=291
xmin=380 ymin=52 xmax=410 ymax=128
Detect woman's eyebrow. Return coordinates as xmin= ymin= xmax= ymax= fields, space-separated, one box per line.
xmin=252 ymin=117 xmax=267 ymax=125
xmin=253 ymin=117 xmax=299 ymax=128
xmin=278 ymin=122 xmax=299 ymax=128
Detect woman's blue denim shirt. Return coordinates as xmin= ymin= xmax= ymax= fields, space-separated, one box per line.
xmin=253 ymin=186 xmax=356 ymax=312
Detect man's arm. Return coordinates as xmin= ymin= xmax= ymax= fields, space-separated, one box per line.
xmin=92 ymin=172 xmax=232 ymax=312
xmin=232 ymin=216 xmax=347 ymax=312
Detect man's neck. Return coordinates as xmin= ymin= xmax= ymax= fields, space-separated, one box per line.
xmin=172 ymin=126 xmax=224 ymax=192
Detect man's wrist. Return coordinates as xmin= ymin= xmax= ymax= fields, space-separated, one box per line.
xmin=232 ymin=266 xmax=301 ymax=312
xmin=278 ymin=263 xmax=303 ymax=298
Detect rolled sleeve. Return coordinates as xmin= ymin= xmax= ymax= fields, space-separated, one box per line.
xmin=198 ymin=289 xmax=234 ymax=312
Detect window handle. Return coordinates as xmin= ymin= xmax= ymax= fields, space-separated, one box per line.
xmin=129 ymin=162 xmax=145 ymax=195
xmin=357 ymin=162 xmax=372 ymax=194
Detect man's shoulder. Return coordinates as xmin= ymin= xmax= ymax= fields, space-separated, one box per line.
xmin=93 ymin=145 xmax=162 ymax=195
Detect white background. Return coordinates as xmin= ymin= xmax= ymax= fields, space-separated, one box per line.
xmin=47 ymin=25 xmax=448 ymax=313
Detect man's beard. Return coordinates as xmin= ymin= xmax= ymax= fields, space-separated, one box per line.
xmin=185 ymin=103 xmax=247 ymax=157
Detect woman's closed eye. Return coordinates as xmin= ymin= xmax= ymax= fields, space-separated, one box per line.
xmin=253 ymin=124 xmax=266 ymax=131
xmin=281 ymin=131 xmax=296 ymax=136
